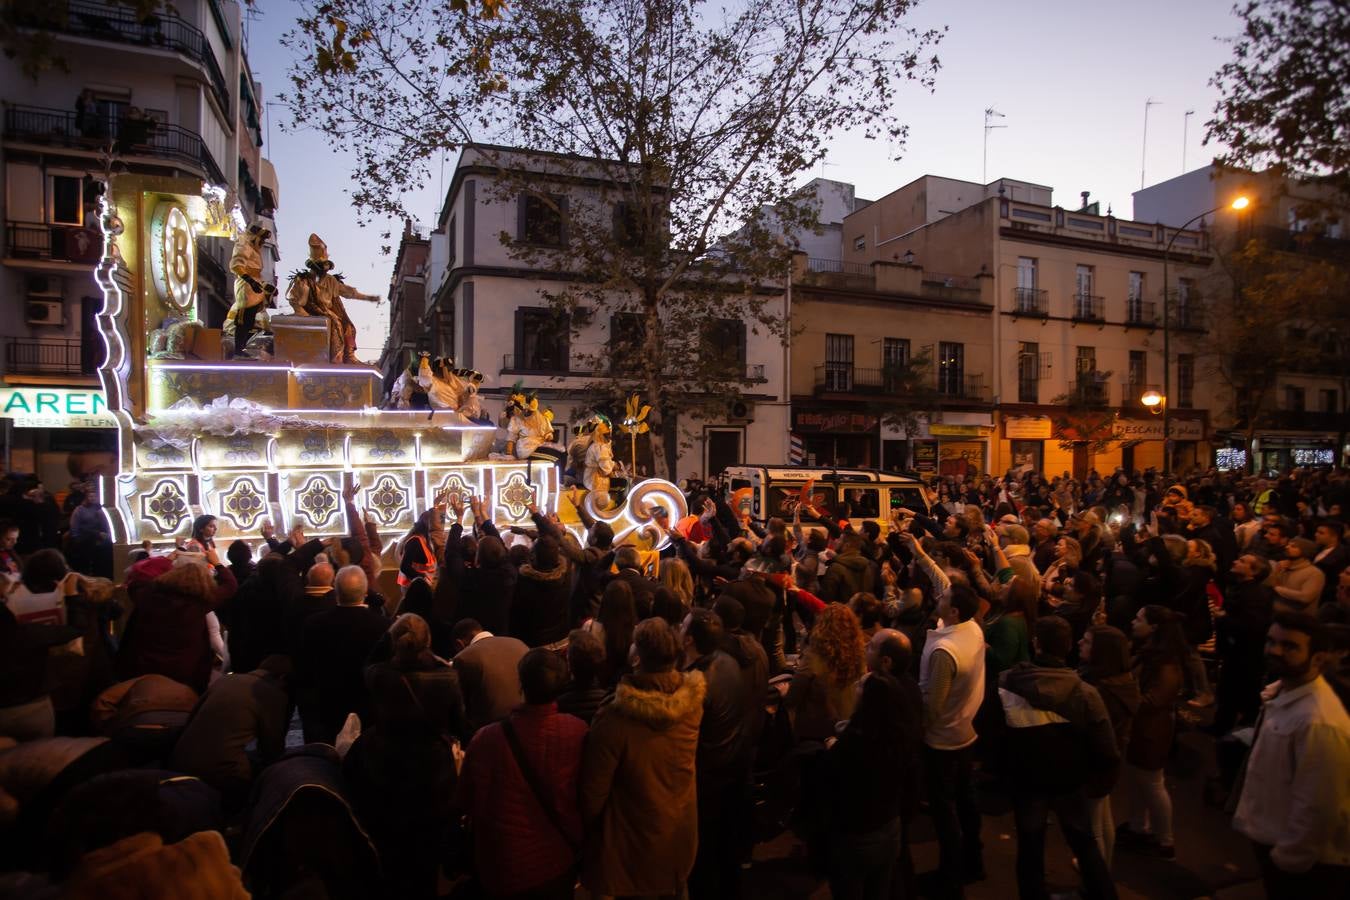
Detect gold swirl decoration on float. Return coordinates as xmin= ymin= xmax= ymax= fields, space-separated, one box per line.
xmin=581 ymin=478 xmax=688 ymax=550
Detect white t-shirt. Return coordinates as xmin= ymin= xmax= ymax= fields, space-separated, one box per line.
xmin=3 ymin=585 xmax=66 ymax=625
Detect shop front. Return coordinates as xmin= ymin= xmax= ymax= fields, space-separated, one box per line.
xmin=792 ymin=408 xmax=880 ymax=468
xmin=1 ymin=386 xmax=118 ymax=488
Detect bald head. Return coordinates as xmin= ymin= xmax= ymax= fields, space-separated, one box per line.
xmin=335 ymin=564 xmax=368 ymax=605
xmin=867 ymin=628 xmax=912 ymax=676
xmin=307 ymin=562 xmax=335 ymax=588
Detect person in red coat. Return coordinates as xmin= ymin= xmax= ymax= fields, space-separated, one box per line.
xmin=118 ymin=553 xmax=236 ymax=693
xmin=455 ymin=648 xmax=588 ymax=898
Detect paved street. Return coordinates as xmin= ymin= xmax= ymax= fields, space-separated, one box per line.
xmin=744 ymin=723 xmax=1264 ymax=900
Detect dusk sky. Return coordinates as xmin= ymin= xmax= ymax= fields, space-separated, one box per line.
xmin=246 ymin=0 xmax=1242 ymax=358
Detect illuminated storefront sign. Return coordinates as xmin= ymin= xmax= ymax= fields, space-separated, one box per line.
xmin=1113 ymin=418 xmax=1204 ymax=441
xmin=0 ymin=388 xmax=116 ymax=428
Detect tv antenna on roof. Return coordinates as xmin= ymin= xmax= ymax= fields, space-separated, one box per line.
xmin=983 ymin=107 xmax=1006 ymax=184
xmin=1140 ymin=97 xmax=1161 ymax=189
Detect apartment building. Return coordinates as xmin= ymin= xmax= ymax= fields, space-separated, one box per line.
xmin=377 ymin=220 xmax=430 ymax=389
xmin=412 ymin=144 xmax=789 ymax=480
xmin=1 ymin=0 xmax=277 ymax=486
xmin=824 ymin=174 xmax=1212 ymax=478
xmin=1135 ymin=164 xmax=1350 ymax=471
xmin=790 ymin=255 xmax=997 ymax=475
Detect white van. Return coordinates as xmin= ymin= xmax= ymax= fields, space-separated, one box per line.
xmin=720 ymin=465 xmax=930 ymax=533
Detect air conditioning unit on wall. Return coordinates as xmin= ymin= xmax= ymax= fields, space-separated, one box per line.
xmin=25 ymin=299 xmax=63 ymax=325
xmin=27 ymin=275 xmax=64 ymax=299
xmin=727 ymin=399 xmax=755 ymax=423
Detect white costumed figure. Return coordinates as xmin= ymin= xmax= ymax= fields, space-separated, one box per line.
xmin=502 ymin=388 xmax=555 ymax=459
xmin=224 ymin=221 xmax=275 ymax=358
xmin=389 ymin=353 xmax=486 ymax=419
xmin=582 ymin=414 xmax=617 ymax=505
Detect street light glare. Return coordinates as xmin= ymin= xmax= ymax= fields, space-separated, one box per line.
xmin=1141 ymin=389 xmax=1164 ymax=408
xmin=1230 ymin=196 xmax=1250 ymax=210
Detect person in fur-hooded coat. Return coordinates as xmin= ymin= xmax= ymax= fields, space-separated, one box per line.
xmin=580 ymin=618 xmax=706 ymax=897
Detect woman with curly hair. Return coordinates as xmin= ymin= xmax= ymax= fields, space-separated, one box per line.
xmin=784 ymin=603 xmax=866 ymax=742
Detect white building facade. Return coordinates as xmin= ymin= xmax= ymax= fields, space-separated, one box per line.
xmin=414 ymin=145 xmax=790 ymax=481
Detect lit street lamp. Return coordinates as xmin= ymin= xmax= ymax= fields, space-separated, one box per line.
xmin=1161 ymin=195 xmax=1250 ymax=471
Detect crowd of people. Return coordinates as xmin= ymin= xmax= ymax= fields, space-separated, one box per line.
xmin=1 ymin=464 xmax=1348 ymax=899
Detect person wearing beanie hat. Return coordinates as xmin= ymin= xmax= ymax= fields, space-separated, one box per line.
xmin=1273 ymin=537 xmax=1326 ymax=613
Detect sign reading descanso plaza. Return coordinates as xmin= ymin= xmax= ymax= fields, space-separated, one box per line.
xmin=0 ymin=388 xmax=116 ymax=428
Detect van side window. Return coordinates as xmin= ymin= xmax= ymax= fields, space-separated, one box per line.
xmin=729 ymin=479 xmax=751 ymax=493
xmin=842 ymin=488 xmax=879 ymax=519
xmin=890 ymin=487 xmax=924 ymax=513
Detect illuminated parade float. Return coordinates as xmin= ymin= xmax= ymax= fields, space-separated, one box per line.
xmin=94 ymin=174 xmax=684 ymax=577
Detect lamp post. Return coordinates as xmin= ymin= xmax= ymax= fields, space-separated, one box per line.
xmin=1160 ymin=195 xmax=1249 ymax=472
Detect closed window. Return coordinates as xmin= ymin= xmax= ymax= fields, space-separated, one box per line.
xmin=518 ymin=193 xmax=565 ymax=246
xmin=1128 ymin=271 xmax=1144 ymax=303
xmin=825 ymin=333 xmax=854 ymax=392
xmin=702 ymin=318 xmax=747 ymax=375
xmin=1321 ymin=389 xmax=1338 ymax=413
xmin=1017 ymin=257 xmax=1037 ymax=290
xmin=1017 ymin=341 xmax=1039 ymax=403
xmin=1177 ymin=354 xmax=1195 ymax=409
xmin=610 ymin=312 xmax=644 ymax=373
xmin=853 ymin=235 xmax=866 ymax=251
xmin=937 ymin=341 xmax=963 ymax=395
xmin=883 ymin=337 xmax=909 ymax=391
xmin=1128 ymin=350 xmax=1147 ymax=390
xmin=50 ymin=174 xmax=83 ymax=226
xmin=515 ymin=308 xmax=570 ymax=372
xmin=1285 ymin=386 xmax=1306 ymax=412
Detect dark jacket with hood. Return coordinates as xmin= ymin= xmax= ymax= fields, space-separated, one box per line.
xmin=1079 ymin=628 xmax=1141 ymax=797
xmin=511 ymin=561 xmax=572 ymax=648
xmin=998 ymin=658 xmax=1119 ymax=796
xmin=818 ymin=551 xmax=879 ymax=605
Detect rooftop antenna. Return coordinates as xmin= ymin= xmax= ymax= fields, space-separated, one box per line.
xmin=1182 ymin=109 xmax=1195 ymax=173
xmin=1140 ymin=97 xmax=1161 ymax=189
xmin=983 ymin=107 xmax=1006 ymax=184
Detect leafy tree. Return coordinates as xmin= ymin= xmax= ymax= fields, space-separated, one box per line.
xmin=1186 ymin=231 xmax=1350 ymax=469
xmin=285 ymin=0 xmax=943 ymax=475
xmin=1208 ymin=0 xmax=1350 ymax=200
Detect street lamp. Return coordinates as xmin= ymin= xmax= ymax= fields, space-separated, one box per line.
xmin=1160 ymin=194 xmax=1250 ymax=471
xmin=1141 ymin=388 xmax=1164 ymax=412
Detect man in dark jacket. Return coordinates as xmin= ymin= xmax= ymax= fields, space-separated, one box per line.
xmin=169 ymin=655 xmax=290 ymax=811
xmin=607 ymin=546 xmax=659 ymax=619
xmin=682 ymin=608 xmax=753 ymax=900
xmin=298 ymin=566 xmax=388 ymax=743
xmin=1313 ymin=520 xmax=1350 ymax=606
xmin=819 ymin=533 xmax=878 ymax=604
xmin=867 ymin=628 xmax=924 ymax=898
xmin=1208 ymin=554 xmax=1275 ymax=735
xmin=1000 ymin=615 xmax=1119 ymax=900
xmin=1185 ymin=505 xmax=1238 ymax=588
xmin=452 ymin=618 xmax=529 ymax=733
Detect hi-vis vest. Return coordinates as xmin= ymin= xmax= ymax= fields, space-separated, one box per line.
xmin=398 ymin=535 xmax=435 ymax=587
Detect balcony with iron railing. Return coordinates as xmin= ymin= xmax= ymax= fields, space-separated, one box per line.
xmin=1012 ymin=287 xmax=1048 ymax=317
xmin=504 ymin=351 xmax=766 ymax=382
xmin=5 ymin=220 xmax=103 ymax=263
xmin=17 ymin=1 xmax=230 ymax=114
xmin=1125 ymin=298 xmax=1157 ymax=326
xmin=1070 ymin=376 xmax=1111 ymax=407
xmin=1071 ymin=293 xmax=1104 ymax=322
xmin=936 ymin=372 xmax=990 ymax=403
xmin=1120 ymin=381 xmax=1161 ymax=410
xmin=814 ymin=365 xmax=909 ymax=396
xmin=5 ymin=338 xmax=92 ymax=376
xmin=4 ymin=105 xmax=226 ymax=185
xmin=1168 ymin=302 xmax=1202 ymax=330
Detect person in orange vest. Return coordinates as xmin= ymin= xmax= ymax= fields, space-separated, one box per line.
xmin=398 ymin=499 xmax=446 ymax=594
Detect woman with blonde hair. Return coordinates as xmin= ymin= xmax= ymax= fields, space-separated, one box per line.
xmin=784 ymin=603 xmax=867 ymax=742
xmin=659 ymin=557 xmax=695 ymax=610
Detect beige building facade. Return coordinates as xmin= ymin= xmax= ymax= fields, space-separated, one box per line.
xmin=789 ymin=174 xmax=1215 ymax=479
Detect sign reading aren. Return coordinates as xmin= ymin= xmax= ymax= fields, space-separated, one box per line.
xmin=0 ymin=388 xmax=116 ymax=428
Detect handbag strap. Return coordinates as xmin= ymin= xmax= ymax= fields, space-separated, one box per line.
xmin=501 ymin=717 xmax=581 ymax=856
